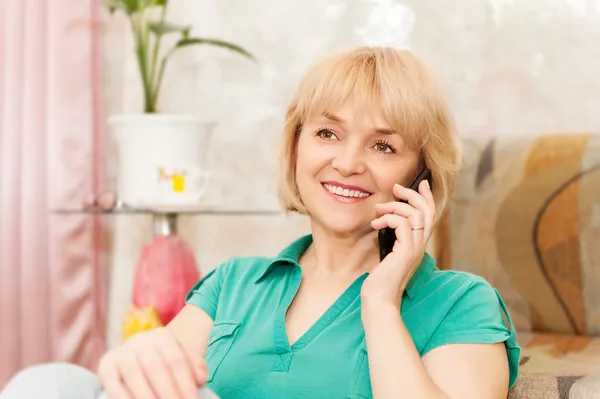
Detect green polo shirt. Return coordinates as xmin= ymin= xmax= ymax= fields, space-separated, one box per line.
xmin=186 ymin=235 xmax=520 ymax=398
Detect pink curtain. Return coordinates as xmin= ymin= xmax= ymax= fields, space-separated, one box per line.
xmin=0 ymin=0 xmax=105 ymax=387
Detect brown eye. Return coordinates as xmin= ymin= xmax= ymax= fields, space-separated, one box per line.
xmin=315 ymin=128 xmax=337 ymax=140
xmin=373 ymin=140 xmax=396 ymax=154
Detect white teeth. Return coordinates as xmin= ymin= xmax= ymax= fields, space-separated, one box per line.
xmin=324 ymin=184 xmax=370 ymax=198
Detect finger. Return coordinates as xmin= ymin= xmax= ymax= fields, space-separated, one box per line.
xmin=98 ymin=355 xmax=134 ymax=399
xmin=157 ymin=334 xmax=201 ymax=398
xmin=375 ymin=200 xmax=418 ymax=217
xmin=393 ymin=183 xmax=434 ymax=233
xmin=190 ymin=362 xmax=207 ymax=387
xmin=102 ymin=380 xmax=134 ymax=399
xmin=375 ymin=201 xmax=424 ymax=230
xmin=419 ymin=179 xmax=434 ymax=206
xmin=393 ymin=183 xmax=430 ymax=213
xmin=397 ymin=214 xmax=416 ymax=247
xmin=137 ymin=346 xmax=182 ymax=399
xmin=371 ymin=213 xmax=412 ymax=238
xmin=371 ymin=213 xmax=406 ymax=230
xmin=418 ymin=180 xmax=436 ymax=224
xmin=410 ymin=221 xmax=426 ymax=250
xmin=180 ymin=345 xmax=207 ymax=386
xmin=118 ymin=350 xmax=157 ymax=399
xmin=165 ymin=329 xmax=206 ymax=386
xmin=372 ymin=213 xmax=422 ymax=251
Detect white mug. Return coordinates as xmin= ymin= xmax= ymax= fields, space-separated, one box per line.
xmin=156 ymin=165 xmax=211 ymax=203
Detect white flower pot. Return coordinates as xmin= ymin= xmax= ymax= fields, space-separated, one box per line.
xmin=109 ymin=114 xmax=215 ymax=207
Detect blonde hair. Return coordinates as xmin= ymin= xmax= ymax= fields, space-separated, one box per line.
xmin=277 ymin=46 xmax=462 ymax=221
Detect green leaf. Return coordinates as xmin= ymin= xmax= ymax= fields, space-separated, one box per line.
xmin=148 ymin=21 xmax=190 ymax=36
xmin=104 ymin=0 xmax=167 ymax=14
xmin=104 ymin=0 xmax=128 ymax=13
xmin=175 ymin=37 xmax=255 ymax=61
xmin=120 ymin=0 xmax=140 ymax=13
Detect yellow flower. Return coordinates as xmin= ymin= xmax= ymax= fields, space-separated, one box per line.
xmin=122 ymin=305 xmax=163 ymax=341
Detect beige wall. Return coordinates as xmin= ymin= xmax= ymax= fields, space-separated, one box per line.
xmin=101 ymin=0 xmax=600 ymax=347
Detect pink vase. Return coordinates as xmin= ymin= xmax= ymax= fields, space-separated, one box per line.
xmin=132 ymin=235 xmax=201 ymax=325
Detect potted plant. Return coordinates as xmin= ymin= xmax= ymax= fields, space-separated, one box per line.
xmin=105 ymin=0 xmax=254 ymax=206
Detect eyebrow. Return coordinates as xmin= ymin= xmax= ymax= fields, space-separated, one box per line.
xmin=323 ymin=112 xmax=395 ymax=135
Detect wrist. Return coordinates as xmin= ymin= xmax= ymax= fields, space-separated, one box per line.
xmin=361 ymin=291 xmax=402 ymax=310
xmin=361 ymin=297 xmax=402 ymax=322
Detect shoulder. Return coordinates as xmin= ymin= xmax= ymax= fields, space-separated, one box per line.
xmin=418 ymin=268 xmax=506 ymax=325
xmin=404 ymin=267 xmax=515 ymax=353
xmin=415 ymin=269 xmax=520 ymax=390
xmin=186 ymin=255 xmax=274 ymax=295
xmin=207 ymin=255 xmax=277 ymax=284
xmin=185 ymin=255 xmax=276 ymax=317
xmin=425 ymin=268 xmax=498 ymax=304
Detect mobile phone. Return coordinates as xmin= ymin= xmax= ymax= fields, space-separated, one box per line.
xmin=377 ymin=168 xmax=432 ymax=261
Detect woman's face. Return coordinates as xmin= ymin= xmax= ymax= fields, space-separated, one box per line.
xmin=295 ymin=102 xmax=421 ymax=235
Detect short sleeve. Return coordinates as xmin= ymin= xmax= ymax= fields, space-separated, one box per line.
xmin=421 ymin=279 xmax=521 ymax=389
xmin=185 ymin=260 xmax=231 ymax=320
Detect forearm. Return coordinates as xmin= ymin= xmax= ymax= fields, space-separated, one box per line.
xmin=362 ymin=300 xmax=448 ymax=399
xmin=167 ymin=304 xmax=213 ymax=356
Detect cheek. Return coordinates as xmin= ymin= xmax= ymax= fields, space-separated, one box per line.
xmin=294 ymin=140 xmax=320 ymax=194
xmin=296 ymin=134 xmax=328 ymax=176
xmin=373 ymin=164 xmax=417 ymax=196
xmin=375 ymin=172 xmax=400 ymax=198
xmin=295 ymin=138 xmax=312 ymax=177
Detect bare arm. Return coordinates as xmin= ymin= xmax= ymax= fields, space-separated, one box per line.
xmin=167 ymin=304 xmax=214 ymax=360
xmin=363 ymin=301 xmax=508 ymax=399
xmin=365 ymin=172 xmax=511 ymax=398
xmin=98 ymin=304 xmax=215 ymax=399
xmin=422 ymin=340 xmax=508 ymax=399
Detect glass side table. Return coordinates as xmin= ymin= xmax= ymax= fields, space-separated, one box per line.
xmin=51 ymin=205 xmax=282 ymax=340
xmin=52 ymin=205 xmax=282 ymax=235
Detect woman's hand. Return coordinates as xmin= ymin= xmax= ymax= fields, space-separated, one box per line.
xmin=361 ymin=179 xmax=435 ymax=309
xmin=97 ymin=327 xmax=207 ymax=399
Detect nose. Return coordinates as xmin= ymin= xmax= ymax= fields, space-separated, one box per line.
xmin=331 ymin=141 xmax=366 ymax=177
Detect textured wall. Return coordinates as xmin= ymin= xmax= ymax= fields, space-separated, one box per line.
xmin=101 ymin=0 xmax=600 ymax=347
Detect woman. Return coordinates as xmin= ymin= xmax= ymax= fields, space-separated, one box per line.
xmin=1 ymin=46 xmax=519 ymax=399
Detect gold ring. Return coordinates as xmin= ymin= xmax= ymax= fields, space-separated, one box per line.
xmin=411 ymin=226 xmax=425 ymax=230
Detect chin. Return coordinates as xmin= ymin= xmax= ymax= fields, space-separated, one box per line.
xmin=311 ymin=209 xmax=372 ymax=236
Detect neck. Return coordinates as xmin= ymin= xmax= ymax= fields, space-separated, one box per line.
xmin=302 ymin=220 xmax=380 ymax=278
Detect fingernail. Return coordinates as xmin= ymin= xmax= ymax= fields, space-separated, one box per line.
xmin=425 ymin=180 xmax=431 ymax=190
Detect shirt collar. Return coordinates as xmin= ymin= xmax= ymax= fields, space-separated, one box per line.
xmin=254 ymin=234 xmax=312 ymax=283
xmin=254 ymin=234 xmax=436 ymax=299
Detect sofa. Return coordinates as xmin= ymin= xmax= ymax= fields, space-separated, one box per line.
xmin=434 ymin=133 xmax=600 ymax=398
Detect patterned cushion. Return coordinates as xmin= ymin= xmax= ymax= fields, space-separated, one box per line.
xmin=510 ymin=333 xmax=600 ymax=398
xmin=433 ymin=134 xmax=600 ymax=398
xmin=434 ymin=134 xmax=600 ymax=336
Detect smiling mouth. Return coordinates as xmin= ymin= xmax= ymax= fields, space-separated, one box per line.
xmin=322 ymin=183 xmax=372 ymax=199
